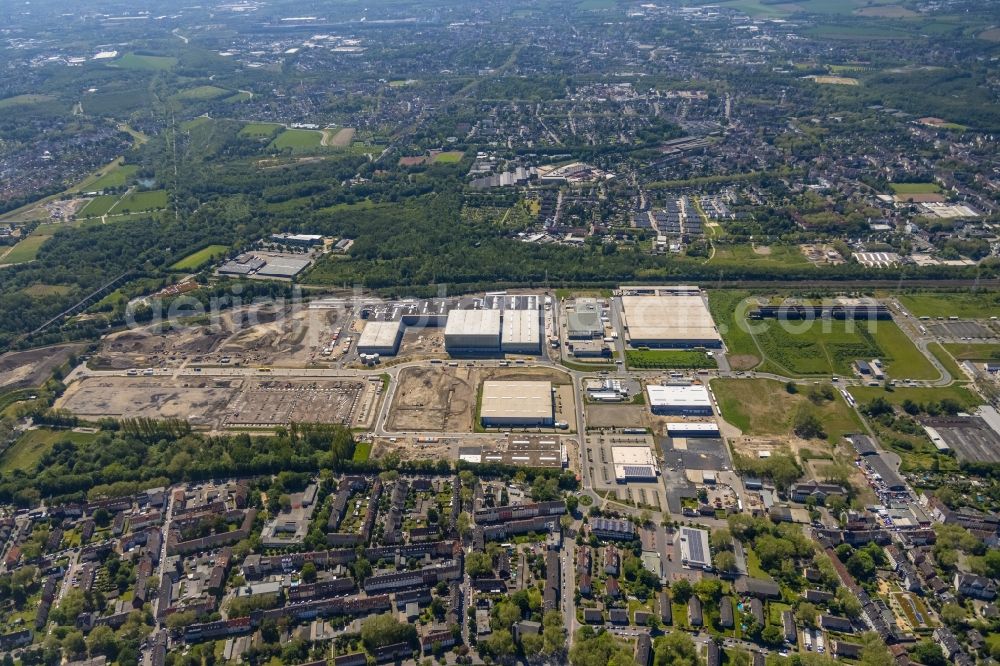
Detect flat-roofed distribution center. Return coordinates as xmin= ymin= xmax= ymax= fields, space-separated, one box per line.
xmin=480 ymin=380 xmax=554 ymax=427
xmin=620 ymin=292 xmax=721 ymax=348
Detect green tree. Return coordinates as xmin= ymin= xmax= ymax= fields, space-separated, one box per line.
xmin=653 ymin=631 xmax=702 ymax=666
xmin=360 ymin=613 xmax=417 ymax=651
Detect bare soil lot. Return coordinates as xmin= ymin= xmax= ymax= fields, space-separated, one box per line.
xmin=58 ymin=374 xmax=376 ymax=430
xmin=586 ymin=404 xmax=648 ymax=430
xmin=0 ymin=344 xmax=85 ymax=391
xmin=58 ymin=376 xmax=239 ymax=426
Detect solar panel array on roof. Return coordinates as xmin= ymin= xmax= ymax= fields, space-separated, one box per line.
xmin=683 ymin=527 xmax=705 ymax=564
xmin=622 ymin=465 xmax=656 ymax=479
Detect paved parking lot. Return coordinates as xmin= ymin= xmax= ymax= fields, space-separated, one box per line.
xmin=928 ymin=321 xmax=995 ymax=339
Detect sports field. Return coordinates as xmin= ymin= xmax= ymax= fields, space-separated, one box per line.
xmin=432 ymin=151 xmax=465 ymax=164
xmin=171 ymin=245 xmax=229 ymax=270
xmin=269 ymin=129 xmax=324 ymax=152
xmin=890 ymin=183 xmax=941 ymax=195
xmin=0 ymin=429 xmax=98 ymax=473
xmin=712 ymin=378 xmax=862 ymax=442
xmin=113 ymin=53 xmax=177 ymax=71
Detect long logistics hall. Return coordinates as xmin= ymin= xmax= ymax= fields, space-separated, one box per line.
xmin=619 ymin=285 xmax=722 ymax=349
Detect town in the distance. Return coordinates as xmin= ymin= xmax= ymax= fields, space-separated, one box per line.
xmin=1 ymin=0 xmax=1000 ymax=666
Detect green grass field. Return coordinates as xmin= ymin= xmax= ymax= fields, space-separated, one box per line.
xmin=175 ymin=85 xmax=230 ymax=100
xmin=239 ymin=122 xmax=283 ymax=138
xmin=890 ymin=182 xmax=941 ymax=194
xmin=712 ymin=378 xmax=862 ymax=442
xmin=79 ymin=195 xmax=121 ymax=217
xmin=171 ymin=245 xmax=229 ymax=270
xmin=848 ymin=385 xmax=982 ymax=410
xmin=897 ymin=291 xmax=1000 ymax=319
xmin=431 ymin=151 xmax=465 ymax=164
xmin=0 ymin=429 xmax=98 ymax=473
xmin=1 ymin=227 xmax=57 ymax=264
xmin=752 ymin=319 xmax=936 ymax=379
xmin=625 ymin=349 xmax=716 ymax=369
xmin=707 ymin=290 xmax=761 ymax=370
xmin=0 ymin=94 xmax=56 ymax=108
xmin=113 ymin=53 xmax=177 ymax=70
xmin=352 ymin=442 xmax=372 ymax=463
xmin=116 ymin=189 xmax=167 ymax=213
xmin=87 ymin=164 xmax=138 ymax=192
xmin=942 ymin=342 xmax=1000 ymax=362
xmin=928 ymin=342 xmax=967 ymax=379
xmin=269 ymin=129 xmax=324 ymax=152
xmin=21 ymin=284 xmax=74 ymax=297
xmin=708 ymin=244 xmax=809 ymax=267
xmin=181 ymin=116 xmax=213 ymax=131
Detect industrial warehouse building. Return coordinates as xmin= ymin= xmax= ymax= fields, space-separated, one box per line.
xmin=480 ymin=381 xmax=554 ymax=427
xmin=647 ymin=385 xmax=714 ymax=416
xmin=501 ymin=309 xmax=541 ymax=353
xmin=611 ymin=446 xmax=659 ymax=482
xmin=357 ymin=320 xmax=403 ymax=355
xmin=445 ymin=309 xmax=502 ymax=352
xmin=677 ymin=527 xmax=711 ymax=570
xmin=666 ymin=422 xmax=720 ymax=438
xmin=567 ymin=298 xmax=603 ymax=339
xmin=620 ymin=288 xmax=722 ymax=348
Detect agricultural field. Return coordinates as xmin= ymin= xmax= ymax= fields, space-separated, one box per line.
xmin=112 ymin=53 xmax=177 ymax=70
xmin=269 ymin=129 xmax=324 ymax=152
xmin=79 ymin=195 xmax=121 ymax=217
xmin=0 ymin=226 xmax=57 ymax=264
xmin=86 ymin=164 xmax=138 ymax=192
xmin=808 ymin=76 xmax=859 ymax=85
xmin=239 ymin=122 xmax=283 ymax=138
xmin=751 ymin=318 xmax=936 ymax=379
xmin=625 ymin=349 xmax=716 ymax=369
xmin=175 ymin=85 xmax=231 ymax=100
xmin=889 ymin=182 xmax=942 ymax=194
xmin=0 ymin=429 xmax=98 ymax=473
xmin=0 ymin=94 xmax=56 ymax=108
xmin=711 ymin=378 xmax=862 ymax=443
xmin=170 ymin=244 xmax=229 ymax=270
xmin=896 ymin=291 xmax=1000 ymax=319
